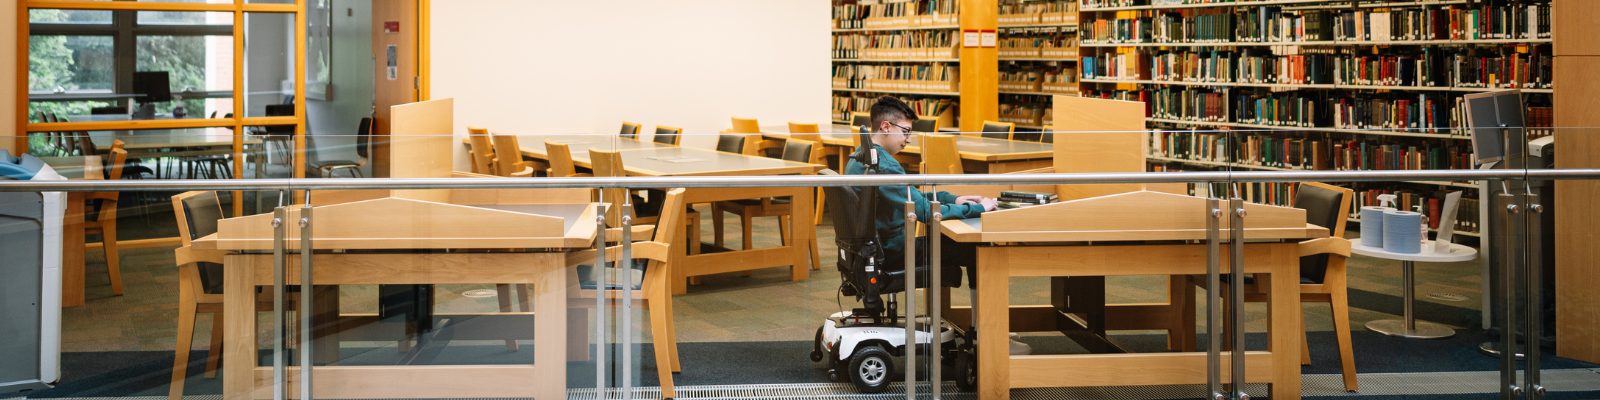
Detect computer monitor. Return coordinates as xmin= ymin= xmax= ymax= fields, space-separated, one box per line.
xmin=263 ymin=104 xmax=295 ymax=134
xmin=132 ymin=71 xmax=172 ymax=103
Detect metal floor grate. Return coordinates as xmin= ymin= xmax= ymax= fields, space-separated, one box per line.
xmin=19 ymin=369 xmax=1600 ymax=400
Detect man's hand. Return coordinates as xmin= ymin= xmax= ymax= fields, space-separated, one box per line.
xmin=955 ymin=195 xmax=984 ymax=205
xmin=979 ymin=197 xmax=999 ymax=212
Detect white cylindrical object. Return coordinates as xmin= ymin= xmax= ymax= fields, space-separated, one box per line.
xmin=1359 ymin=206 xmax=1392 ymax=247
xmin=1382 ymin=210 xmax=1424 ymax=254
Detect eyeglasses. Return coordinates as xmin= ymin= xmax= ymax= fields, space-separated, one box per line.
xmin=885 ymin=121 xmax=912 ymax=133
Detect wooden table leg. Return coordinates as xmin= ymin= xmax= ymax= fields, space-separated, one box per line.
xmin=223 ymin=254 xmax=257 ymax=400
xmin=312 ymin=285 xmax=341 ymax=365
xmin=532 ymin=255 xmax=568 ymax=400
xmin=790 ymin=186 xmax=814 ymax=281
xmin=1268 ymin=246 xmax=1303 ymax=400
xmin=977 ymin=248 xmax=1010 ymax=400
xmin=61 ymin=192 xmax=86 ymax=307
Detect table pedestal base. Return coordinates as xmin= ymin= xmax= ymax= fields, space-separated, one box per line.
xmin=1366 ymin=319 xmax=1455 ymax=339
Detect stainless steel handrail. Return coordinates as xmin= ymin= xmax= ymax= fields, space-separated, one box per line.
xmin=5 ymin=169 xmax=1600 ymax=192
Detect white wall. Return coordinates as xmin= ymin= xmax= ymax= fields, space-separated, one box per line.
xmin=430 ymin=0 xmax=831 ymax=171
xmin=305 ymin=0 xmax=375 ymax=176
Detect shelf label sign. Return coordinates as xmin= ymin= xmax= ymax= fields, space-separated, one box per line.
xmin=384 ymin=21 xmax=399 ymax=34
xmin=980 ymin=30 xmax=997 ymax=48
xmin=963 ymin=30 xmax=980 ymax=48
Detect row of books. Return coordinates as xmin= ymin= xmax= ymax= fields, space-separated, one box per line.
xmin=1149 ymin=130 xmax=1479 ymax=172
xmin=1000 ymin=66 xmax=1081 ymax=94
xmin=1082 ymin=2 xmax=1553 ymax=45
xmin=832 ymin=0 xmax=960 ymax=30
xmin=999 ymin=1 xmax=1078 ymax=26
xmin=1080 ymin=51 xmax=1146 ymax=80
xmin=832 ymin=31 xmax=959 ymax=60
xmin=998 ymin=103 xmax=1050 ymax=127
xmin=1144 ymin=87 xmax=1476 ymax=132
xmin=998 ymin=35 xmax=1080 ymax=59
xmin=832 ymin=94 xmax=957 ymax=123
xmin=1333 ymin=4 xmax=1552 ymax=42
xmin=832 ymin=63 xmax=960 ymax=92
xmin=1130 ymin=46 xmax=1554 ymax=90
xmin=1350 ymin=188 xmax=1480 ymax=234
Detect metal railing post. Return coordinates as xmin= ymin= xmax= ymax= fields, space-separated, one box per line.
xmin=903 ymin=188 xmax=917 ymax=400
xmin=298 ymin=191 xmax=313 ymax=400
xmin=270 ymin=190 xmax=286 ymax=400
xmin=930 ymin=197 xmax=943 ymax=400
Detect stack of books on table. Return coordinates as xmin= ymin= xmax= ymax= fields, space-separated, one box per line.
xmin=997 ymin=190 xmax=1059 ymax=209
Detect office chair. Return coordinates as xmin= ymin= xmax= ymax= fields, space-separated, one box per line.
xmin=980 ymin=120 xmax=1015 ymax=140
xmin=309 ymin=117 xmax=374 ymax=178
xmin=620 ymin=121 xmax=642 ymax=139
xmin=652 ymin=126 xmax=683 ymax=146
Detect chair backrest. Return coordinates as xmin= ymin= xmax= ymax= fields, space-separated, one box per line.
xmin=545 ymin=140 xmax=578 ymax=177
xmin=780 ymin=138 xmax=815 ymax=164
xmin=172 ymin=191 xmax=223 ymax=247
xmin=821 ymin=169 xmax=874 ymax=245
xmin=786 ymin=122 xmax=823 ymax=144
xmin=105 ymin=140 xmax=129 ymax=181
xmin=620 ymin=121 xmax=642 ymax=139
xmin=729 ymin=117 xmax=761 ymax=134
xmin=911 ymin=117 xmax=938 ymax=133
xmin=588 ymin=149 xmax=633 ymax=225
xmin=489 ymin=133 xmax=525 ymax=177
xmin=850 ymin=112 xmax=871 ymax=131
xmin=74 ymin=130 xmax=95 ymax=157
xmin=980 ymin=120 xmax=1015 ymax=140
xmin=651 ymin=188 xmax=687 ymax=247
xmin=1294 ymin=182 xmax=1353 ymax=284
xmin=1040 ymin=124 xmax=1054 ymax=143
xmin=920 ymin=133 xmax=963 ymax=175
xmin=465 ymin=126 xmax=496 ymax=175
xmin=715 ymin=134 xmax=747 ymax=154
xmin=652 ymin=126 xmax=682 ymax=146
xmin=355 ymin=117 xmax=374 ymax=159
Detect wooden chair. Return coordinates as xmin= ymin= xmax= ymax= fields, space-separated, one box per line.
xmin=787 ymin=123 xmax=838 ymax=226
xmin=729 ymin=117 xmax=761 ymax=134
xmin=919 ymin=133 xmax=963 ymax=175
xmin=1187 ymin=181 xmax=1359 ymax=391
xmin=589 ymin=149 xmax=701 ymax=251
xmin=1041 ymin=124 xmax=1054 ymax=143
xmin=544 ymin=141 xmax=591 ymax=178
xmin=849 ymin=112 xmax=871 ymax=131
xmin=466 ymin=126 xmax=498 ymax=175
xmin=489 ymin=133 xmax=536 ymax=177
xmin=911 ymin=117 xmax=940 ymax=133
xmin=710 ymin=139 xmax=821 ymax=271
xmin=566 ymin=188 xmax=688 ymax=399
xmin=86 ymin=141 xmax=130 ymax=296
xmin=715 ymin=134 xmax=755 ymax=156
xmin=620 ymin=121 xmax=643 ymax=139
xmin=980 ymin=120 xmax=1015 ymax=140
xmin=652 ymin=126 xmax=683 ymax=146
xmin=168 ymin=191 xmax=315 ymax=400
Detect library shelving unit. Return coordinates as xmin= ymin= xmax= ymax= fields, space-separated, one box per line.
xmin=832 ymin=0 xmax=970 ymax=130
xmin=1077 ymin=0 xmax=1556 ymax=240
xmin=996 ymin=0 xmax=1082 ymax=129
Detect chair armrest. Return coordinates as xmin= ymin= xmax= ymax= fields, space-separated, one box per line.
xmin=174 ymin=245 xmax=226 ymax=265
xmin=1005 ymin=166 xmax=1056 ymax=174
xmin=756 ymin=140 xmax=786 ymax=154
xmin=1298 ymin=237 xmax=1351 ymax=258
xmin=606 ymin=225 xmax=656 ymax=242
xmin=565 ymin=241 xmax=671 ymax=267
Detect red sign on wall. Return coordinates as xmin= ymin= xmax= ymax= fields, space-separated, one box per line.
xmin=384 ymin=21 xmax=400 ymax=34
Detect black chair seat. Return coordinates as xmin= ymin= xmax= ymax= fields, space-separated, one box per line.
xmin=311 ymin=160 xmax=359 ymax=168
xmin=576 ymin=261 xmax=648 ymax=290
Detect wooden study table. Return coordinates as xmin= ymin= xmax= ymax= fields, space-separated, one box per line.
xmin=940 ymin=191 xmax=1323 ymax=400
xmin=493 ymin=136 xmax=825 ymax=294
xmin=85 ymin=128 xmax=263 ymax=160
xmin=194 ymin=194 xmax=598 ymax=400
xmin=38 ymin=156 xmax=100 ymax=308
xmin=760 ymin=126 xmax=1053 ymax=173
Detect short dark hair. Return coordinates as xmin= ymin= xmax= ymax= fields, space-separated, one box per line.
xmin=869 ymin=96 xmax=916 ymax=133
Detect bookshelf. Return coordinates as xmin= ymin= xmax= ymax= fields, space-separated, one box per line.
xmin=832 ymin=1 xmax=968 ymax=128
xmin=1079 ymin=0 xmax=1557 ymax=241
xmin=996 ymin=0 xmax=1082 ymax=133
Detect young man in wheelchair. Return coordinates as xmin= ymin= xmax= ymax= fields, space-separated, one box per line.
xmin=844 ymin=95 xmax=1030 ymax=356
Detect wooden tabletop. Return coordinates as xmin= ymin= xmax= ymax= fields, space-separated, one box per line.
xmin=618 ymin=146 xmax=822 ymax=177
xmin=38 ymin=156 xmax=102 ymax=180
xmin=87 ymin=128 xmax=262 ymax=151
xmin=509 ymin=134 xmax=672 ymax=161
xmin=193 ymin=199 xmax=600 ymax=250
xmin=761 ymin=126 xmax=1052 ymax=162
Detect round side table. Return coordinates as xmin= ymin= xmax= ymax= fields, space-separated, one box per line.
xmin=1350 ymin=240 xmax=1478 ymax=339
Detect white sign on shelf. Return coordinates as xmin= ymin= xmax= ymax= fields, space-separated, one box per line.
xmin=963 ymin=30 xmax=980 ymax=48
xmin=980 ymin=30 xmax=997 ymax=47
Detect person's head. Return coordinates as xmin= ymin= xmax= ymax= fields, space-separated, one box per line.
xmin=868 ymin=96 xmax=916 ymax=154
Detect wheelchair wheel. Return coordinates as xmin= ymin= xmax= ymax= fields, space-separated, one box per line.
xmin=849 ymin=346 xmax=894 ymax=393
xmin=953 ymin=348 xmax=977 ymax=392
xmin=811 ymin=326 xmax=826 ymax=362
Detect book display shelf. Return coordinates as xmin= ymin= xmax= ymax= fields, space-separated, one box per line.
xmin=1079 ymin=0 xmax=1557 ymax=239
xmin=997 ymin=0 xmax=1082 ymax=129
xmin=833 ymin=0 xmax=966 ymax=130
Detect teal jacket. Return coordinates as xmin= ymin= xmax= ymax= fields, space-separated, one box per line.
xmin=844 ymin=143 xmax=985 ymax=255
